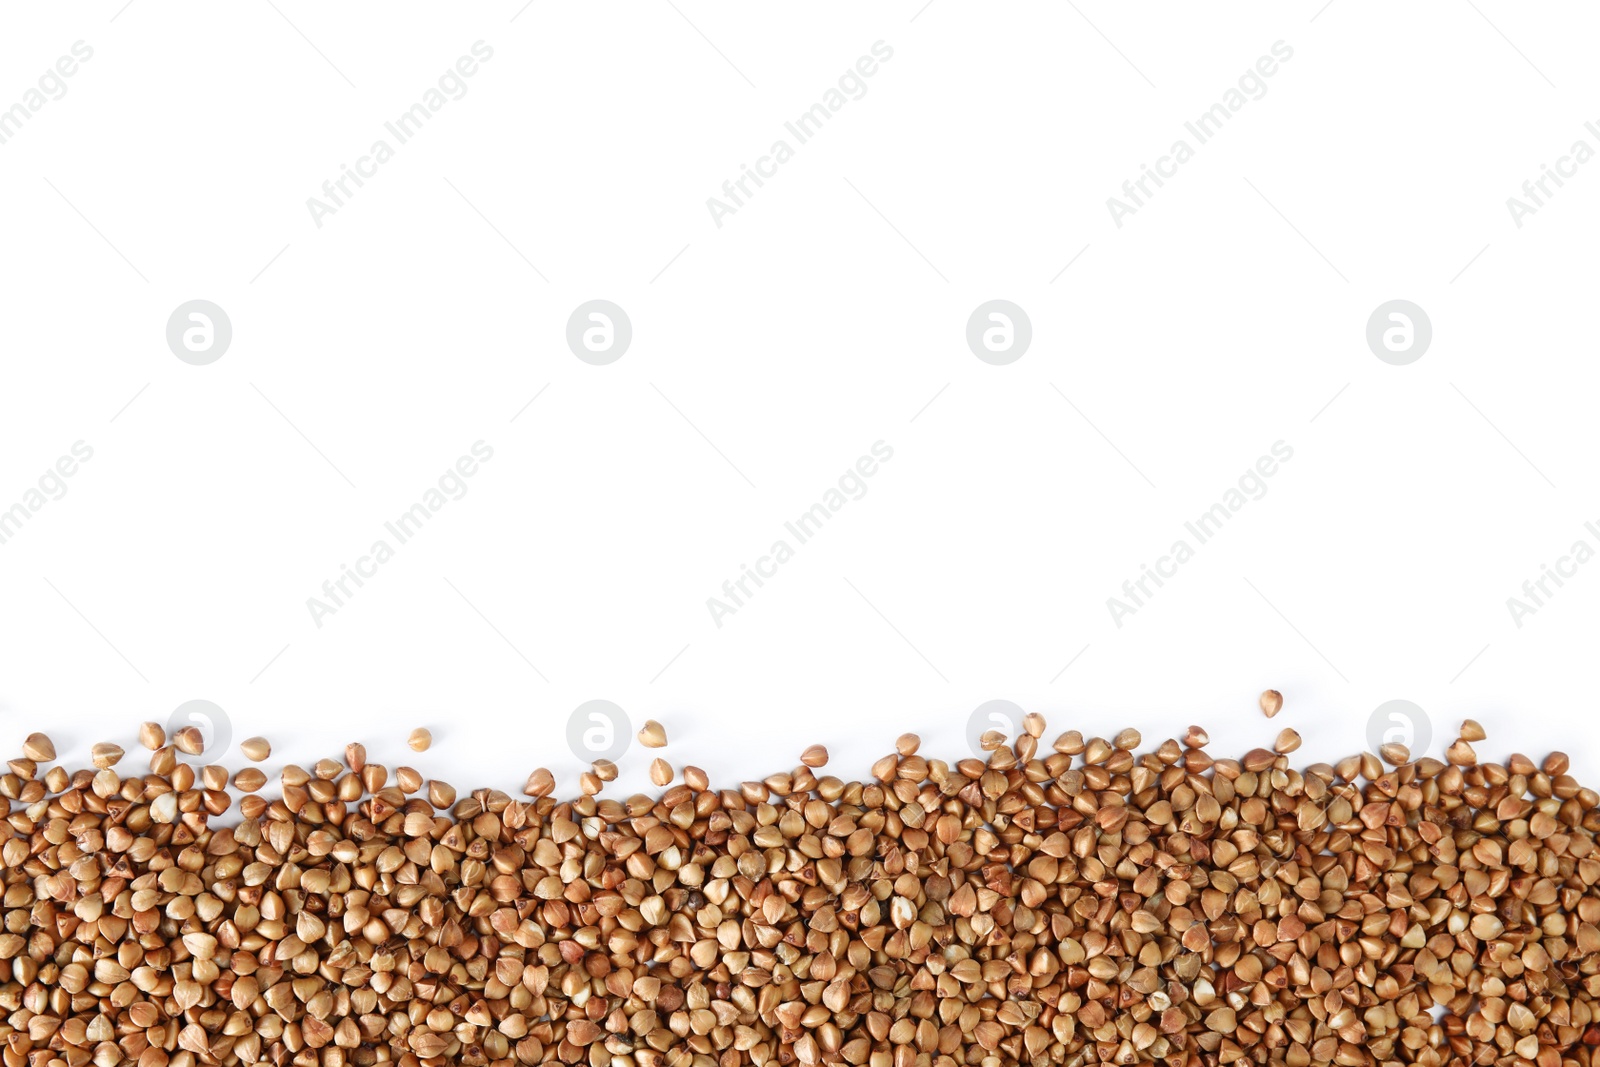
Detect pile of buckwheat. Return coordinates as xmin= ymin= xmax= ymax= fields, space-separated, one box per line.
xmin=4 ymin=712 xmax=1597 ymax=1067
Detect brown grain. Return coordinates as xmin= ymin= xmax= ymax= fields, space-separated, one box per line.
xmin=21 ymin=731 xmax=53 ymax=761
xmin=523 ymin=766 xmax=554 ymax=797
xmin=649 ymin=756 xmax=673 ymax=786
xmin=11 ymin=713 xmax=1600 ymax=1067
xmin=1380 ymin=741 xmax=1411 ymax=765
xmin=172 ymin=724 xmax=204 ymax=755
xmin=232 ymin=766 xmax=267 ymax=791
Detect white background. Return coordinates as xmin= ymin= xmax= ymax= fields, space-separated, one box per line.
xmin=1 ymin=1 xmax=1596 ymax=796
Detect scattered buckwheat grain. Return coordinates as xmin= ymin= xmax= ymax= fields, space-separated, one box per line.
xmin=9 ymin=711 xmax=1598 ymax=1067
xmin=173 ymin=724 xmax=204 ymax=755
xmin=523 ymin=766 xmax=554 ymax=797
xmin=21 ymin=731 xmax=53 ymax=761
xmin=232 ymin=766 xmax=267 ymax=791
xmin=649 ymin=757 xmax=673 ymax=786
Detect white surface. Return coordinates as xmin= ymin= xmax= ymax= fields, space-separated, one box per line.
xmin=0 ymin=2 xmax=1596 ymax=796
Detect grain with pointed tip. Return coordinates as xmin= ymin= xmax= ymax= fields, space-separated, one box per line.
xmin=233 ymin=767 xmax=267 ymax=792
xmin=649 ymin=758 xmax=673 ymax=786
xmin=1053 ymin=730 xmax=1085 ymax=755
xmin=22 ymin=732 xmax=54 ymax=761
xmin=8 ymin=712 xmax=1595 ymax=1067
xmin=173 ymin=725 xmax=204 ymax=755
